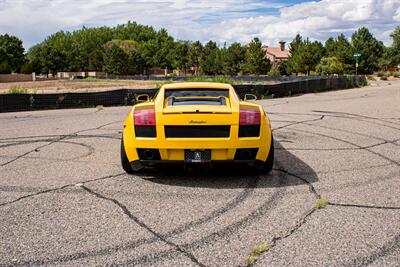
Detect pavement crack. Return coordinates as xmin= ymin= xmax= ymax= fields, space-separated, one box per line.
xmin=328 ymin=202 xmax=400 ymax=210
xmin=0 ymin=135 xmax=67 ymax=166
xmin=0 ymin=173 xmax=124 ymax=207
xmin=295 ymin=128 xmax=400 ymax=167
xmin=273 ymin=115 xmax=325 ymax=131
xmin=273 ymin=168 xmax=320 ymax=199
xmin=0 ymin=120 xmax=121 ymax=166
xmin=80 ymin=185 xmax=206 ymax=267
xmin=271 ymin=208 xmax=316 ymax=244
xmin=244 ymin=207 xmax=317 ymax=267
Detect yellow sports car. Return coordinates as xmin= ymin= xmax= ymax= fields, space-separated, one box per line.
xmin=121 ymin=82 xmax=274 ymax=173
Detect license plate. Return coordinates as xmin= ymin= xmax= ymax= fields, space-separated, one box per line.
xmin=184 ymin=150 xmax=211 ymax=163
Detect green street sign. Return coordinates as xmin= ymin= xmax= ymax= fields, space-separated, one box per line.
xmin=353 ymin=52 xmax=361 ymax=58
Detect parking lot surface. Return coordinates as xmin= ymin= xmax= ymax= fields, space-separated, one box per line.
xmin=1 ymin=81 xmax=399 ymax=266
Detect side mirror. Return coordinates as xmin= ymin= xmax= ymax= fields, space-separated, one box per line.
xmin=136 ymin=94 xmax=150 ymax=103
xmin=244 ymin=94 xmax=257 ymax=101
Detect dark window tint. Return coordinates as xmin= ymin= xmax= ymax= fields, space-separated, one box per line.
xmin=165 ymin=89 xmax=229 ymax=98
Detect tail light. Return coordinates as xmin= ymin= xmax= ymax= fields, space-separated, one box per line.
xmin=134 ymin=109 xmax=156 ymax=126
xmin=240 ymin=110 xmax=261 ymax=125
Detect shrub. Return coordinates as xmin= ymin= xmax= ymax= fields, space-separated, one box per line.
xmin=376 ymin=71 xmax=387 ymax=77
xmin=7 ymin=85 xmax=28 ymax=94
xmin=267 ymin=69 xmax=280 ymax=77
xmin=167 ymin=72 xmax=177 ymax=77
xmin=183 ymin=76 xmax=236 ymax=84
xmin=83 ymin=77 xmax=101 ymax=82
xmin=393 ymin=72 xmax=400 ymax=78
xmin=315 ymin=56 xmax=345 ymax=75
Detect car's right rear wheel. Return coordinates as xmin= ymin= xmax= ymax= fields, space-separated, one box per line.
xmin=263 ymin=137 xmax=274 ymax=173
xmin=255 ymin=134 xmax=274 ymax=174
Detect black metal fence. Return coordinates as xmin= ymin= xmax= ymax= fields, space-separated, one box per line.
xmin=0 ymin=75 xmax=366 ymax=113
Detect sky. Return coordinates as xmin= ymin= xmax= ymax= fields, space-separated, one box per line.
xmin=0 ymin=0 xmax=399 ymax=49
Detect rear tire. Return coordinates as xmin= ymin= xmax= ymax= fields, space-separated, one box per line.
xmin=263 ymin=136 xmax=274 ymax=173
xmin=255 ymin=134 xmax=274 ymax=174
xmin=121 ymin=137 xmax=134 ymax=174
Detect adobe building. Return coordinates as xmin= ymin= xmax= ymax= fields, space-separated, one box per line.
xmin=264 ymin=41 xmax=290 ymax=68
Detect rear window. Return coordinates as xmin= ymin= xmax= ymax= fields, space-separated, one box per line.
xmin=165 ymin=89 xmax=229 ymax=106
xmin=165 ymin=89 xmax=229 ymax=98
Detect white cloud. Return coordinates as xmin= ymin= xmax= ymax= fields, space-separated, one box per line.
xmin=0 ymin=0 xmax=399 ymax=49
xmin=210 ymin=0 xmax=400 ymax=47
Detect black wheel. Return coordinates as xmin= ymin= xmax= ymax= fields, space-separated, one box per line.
xmin=255 ymin=134 xmax=274 ymax=174
xmin=121 ymin=137 xmax=134 ymax=174
xmin=263 ymin=136 xmax=274 ymax=173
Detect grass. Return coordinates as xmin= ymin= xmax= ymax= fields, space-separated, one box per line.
xmin=96 ymin=105 xmax=104 ymax=111
xmin=375 ymin=71 xmax=387 ymax=77
xmin=316 ymin=197 xmax=328 ymax=209
xmin=251 ymin=243 xmax=272 ymax=255
xmin=245 ymin=255 xmax=258 ymax=266
xmin=244 ymin=243 xmax=273 ymax=266
xmin=7 ymin=85 xmax=29 ymax=94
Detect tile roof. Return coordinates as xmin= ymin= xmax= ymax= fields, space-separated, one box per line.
xmin=265 ymin=47 xmax=290 ymax=59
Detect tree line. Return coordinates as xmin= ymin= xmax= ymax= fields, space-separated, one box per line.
xmin=1 ymin=21 xmax=399 ymax=76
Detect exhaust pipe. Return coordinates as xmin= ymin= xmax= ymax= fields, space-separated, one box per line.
xmin=143 ymin=149 xmax=155 ymax=160
xmin=239 ymin=149 xmax=251 ymax=160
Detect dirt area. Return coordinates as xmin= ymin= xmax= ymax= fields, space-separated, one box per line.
xmin=0 ymin=79 xmax=158 ymax=93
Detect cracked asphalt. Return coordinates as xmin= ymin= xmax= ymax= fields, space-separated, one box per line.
xmin=0 ymin=80 xmax=399 ymax=267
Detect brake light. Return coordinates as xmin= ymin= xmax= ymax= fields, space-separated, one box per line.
xmin=134 ymin=109 xmax=156 ymax=126
xmin=240 ymin=110 xmax=261 ymax=125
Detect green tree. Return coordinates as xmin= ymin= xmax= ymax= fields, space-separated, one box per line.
xmin=285 ymin=34 xmax=303 ymax=75
xmin=88 ymin=49 xmax=105 ymax=71
xmin=141 ymin=28 xmax=175 ymax=74
xmin=0 ymin=34 xmax=25 ymax=73
xmin=222 ymin=42 xmax=246 ymax=75
xmin=242 ymin=37 xmax=271 ymax=75
xmin=103 ymin=45 xmax=128 ymax=75
xmin=173 ymin=41 xmax=190 ymax=75
xmin=105 ymin=40 xmax=145 ymax=74
xmin=289 ymin=38 xmax=325 ymax=75
xmin=289 ymin=34 xmax=303 ymax=54
xmin=201 ymin=41 xmax=223 ymax=75
xmin=154 ymin=29 xmax=175 ymax=71
xmin=390 ymin=26 xmax=400 ymax=64
xmin=325 ymin=34 xmax=353 ymax=72
xmin=0 ymin=62 xmax=11 ymax=74
xmin=113 ymin=21 xmax=157 ymax=42
xmin=351 ymin=27 xmax=384 ymax=74
xmin=26 ymin=45 xmax=44 ymax=74
xmin=39 ymin=41 xmax=67 ymax=76
xmin=380 ymin=26 xmax=400 ymax=69
xmin=316 ymin=56 xmax=345 ymax=74
xmin=20 ymin=62 xmax=33 ymax=74
xmin=188 ymin=41 xmax=204 ymax=75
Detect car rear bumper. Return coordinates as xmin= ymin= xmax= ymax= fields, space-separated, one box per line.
xmin=123 ymin=127 xmax=272 ymax=162
xmin=130 ymin=159 xmax=265 ymax=169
